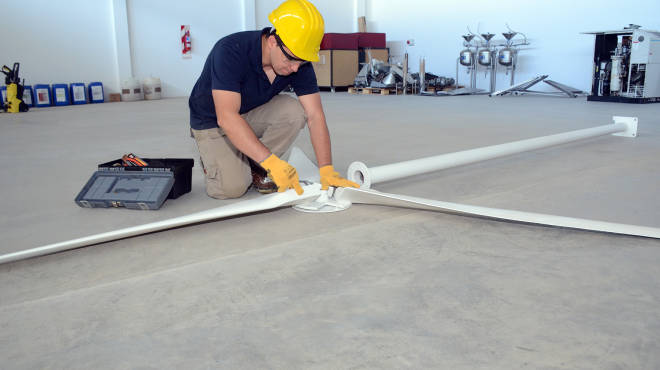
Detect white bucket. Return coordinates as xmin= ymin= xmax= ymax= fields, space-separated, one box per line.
xmin=121 ymin=78 xmax=143 ymax=102
xmin=143 ymin=77 xmax=162 ymax=100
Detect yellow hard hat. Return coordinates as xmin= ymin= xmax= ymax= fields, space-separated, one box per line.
xmin=269 ymin=0 xmax=325 ymax=62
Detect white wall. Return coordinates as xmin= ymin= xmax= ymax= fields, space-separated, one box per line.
xmin=126 ymin=0 xmax=244 ymax=98
xmin=6 ymin=0 xmax=660 ymax=99
xmin=2 ymin=0 xmax=247 ymax=99
xmin=366 ymin=0 xmax=660 ymax=91
xmin=3 ymin=0 xmax=120 ymax=98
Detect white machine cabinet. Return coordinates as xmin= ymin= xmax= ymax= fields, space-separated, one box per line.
xmin=583 ymin=26 xmax=660 ymax=103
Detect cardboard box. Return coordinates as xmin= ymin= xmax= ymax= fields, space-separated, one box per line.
xmin=313 ymin=50 xmax=359 ymax=88
xmin=360 ymin=48 xmax=389 ymax=64
xmin=109 ymin=93 xmax=121 ymax=102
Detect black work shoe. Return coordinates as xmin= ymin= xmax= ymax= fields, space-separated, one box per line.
xmin=249 ymin=160 xmax=277 ymax=194
xmin=252 ymin=170 xmax=277 ymax=194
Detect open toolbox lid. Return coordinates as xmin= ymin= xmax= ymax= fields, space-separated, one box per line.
xmin=98 ymin=158 xmax=193 ymax=199
xmin=75 ymin=171 xmax=175 ymax=210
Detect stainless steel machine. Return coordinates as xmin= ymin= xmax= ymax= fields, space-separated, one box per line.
xmin=456 ymin=33 xmax=481 ymax=94
xmin=498 ymin=25 xmax=528 ymax=87
xmin=584 ymin=25 xmax=660 ymax=103
xmin=454 ymin=25 xmax=529 ymax=95
xmin=477 ymin=32 xmax=497 ymax=93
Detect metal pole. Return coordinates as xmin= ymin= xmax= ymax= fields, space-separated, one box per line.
xmin=419 ymin=57 xmax=425 ymax=94
xmin=402 ymin=53 xmax=408 ymax=95
xmin=455 ymin=57 xmax=459 ymax=91
xmin=490 ymin=52 xmax=496 ymax=93
xmin=471 ymin=57 xmax=477 ymax=89
xmin=347 ymin=117 xmax=638 ymax=188
xmin=511 ymin=52 xmax=516 ymax=86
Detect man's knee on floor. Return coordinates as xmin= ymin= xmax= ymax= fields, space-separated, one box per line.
xmin=206 ymin=182 xmax=249 ymax=200
xmin=205 ymin=171 xmax=250 ymax=199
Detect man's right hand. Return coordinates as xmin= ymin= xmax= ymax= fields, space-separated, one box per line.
xmin=260 ymin=154 xmax=304 ymax=195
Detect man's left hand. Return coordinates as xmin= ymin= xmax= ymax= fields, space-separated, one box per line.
xmin=319 ymin=165 xmax=359 ymax=190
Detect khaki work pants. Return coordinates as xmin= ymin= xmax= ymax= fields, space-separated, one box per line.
xmin=191 ymin=94 xmax=307 ymax=199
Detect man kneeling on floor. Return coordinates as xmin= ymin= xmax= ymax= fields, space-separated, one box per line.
xmin=188 ymin=0 xmax=358 ymax=199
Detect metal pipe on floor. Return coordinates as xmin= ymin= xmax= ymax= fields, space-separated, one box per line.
xmin=347 ymin=117 xmax=638 ymax=188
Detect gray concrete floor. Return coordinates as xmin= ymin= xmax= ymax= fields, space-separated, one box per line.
xmin=1 ymin=93 xmax=659 ymax=369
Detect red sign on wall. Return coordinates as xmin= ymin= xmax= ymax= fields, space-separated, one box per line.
xmin=181 ymin=25 xmax=191 ymax=58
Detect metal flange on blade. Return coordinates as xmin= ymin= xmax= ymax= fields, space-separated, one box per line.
xmin=612 ymin=116 xmax=637 ymax=137
xmin=290 ymin=146 xmax=352 ymax=213
xmin=292 ymin=187 xmax=352 ymax=213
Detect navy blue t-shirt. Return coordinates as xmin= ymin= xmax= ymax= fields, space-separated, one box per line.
xmin=189 ymin=28 xmax=319 ymax=130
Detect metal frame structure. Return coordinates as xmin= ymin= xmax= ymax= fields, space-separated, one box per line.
xmin=490 ymin=75 xmax=586 ymax=97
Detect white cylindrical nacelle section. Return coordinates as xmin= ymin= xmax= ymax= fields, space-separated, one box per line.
xmin=348 ymin=122 xmax=629 ymax=189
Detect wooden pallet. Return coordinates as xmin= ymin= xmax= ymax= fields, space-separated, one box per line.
xmin=425 ymin=86 xmax=463 ymax=93
xmin=348 ymin=87 xmax=397 ymax=95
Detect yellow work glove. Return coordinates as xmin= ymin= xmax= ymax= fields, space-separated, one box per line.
xmin=319 ymin=165 xmax=360 ymax=191
xmin=260 ymin=154 xmax=304 ymax=195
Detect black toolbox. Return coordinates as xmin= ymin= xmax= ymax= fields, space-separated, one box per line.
xmin=75 ymin=158 xmax=194 ymax=210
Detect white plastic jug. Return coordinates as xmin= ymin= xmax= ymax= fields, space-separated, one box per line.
xmin=143 ymin=77 xmax=162 ymax=100
xmin=121 ymin=78 xmax=143 ymax=102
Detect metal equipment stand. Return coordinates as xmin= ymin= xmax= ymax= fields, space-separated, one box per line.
xmin=490 ymin=75 xmax=586 ymax=97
